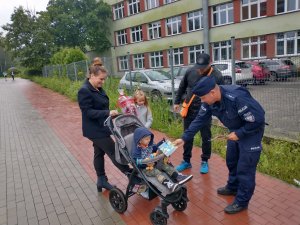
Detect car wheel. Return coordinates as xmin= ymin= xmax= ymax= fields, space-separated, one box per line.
xmin=269 ymin=72 xmax=277 ymax=82
xmin=223 ymin=77 xmax=232 ymax=85
xmin=151 ymin=90 xmax=162 ymax=101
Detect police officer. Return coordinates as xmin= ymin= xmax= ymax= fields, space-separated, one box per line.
xmin=173 ymin=76 xmax=265 ymax=214
xmin=174 ymin=53 xmax=224 ymax=174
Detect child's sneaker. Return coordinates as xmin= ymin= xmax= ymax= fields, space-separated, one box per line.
xmin=176 ymin=173 xmax=193 ymax=185
xmin=162 ymin=180 xmax=179 ymax=192
xmin=176 ymin=161 xmax=192 ymax=172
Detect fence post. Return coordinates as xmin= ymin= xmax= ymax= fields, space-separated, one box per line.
xmin=169 ymin=46 xmax=176 ymax=118
xmin=74 ymin=62 xmax=78 ymax=81
xmin=231 ymin=36 xmax=236 ymax=85
xmin=66 ymin=65 xmax=68 ymax=78
xmin=127 ymin=51 xmax=133 ymax=93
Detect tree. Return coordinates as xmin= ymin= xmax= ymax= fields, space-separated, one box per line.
xmin=2 ymin=7 xmax=55 ymax=70
xmin=47 ymin=0 xmax=112 ymax=52
xmin=50 ymin=47 xmax=87 ymax=65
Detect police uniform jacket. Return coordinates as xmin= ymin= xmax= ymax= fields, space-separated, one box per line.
xmin=78 ymin=79 xmax=111 ymax=139
xmin=175 ymin=67 xmax=224 ymax=117
xmin=182 ymin=85 xmax=265 ymax=142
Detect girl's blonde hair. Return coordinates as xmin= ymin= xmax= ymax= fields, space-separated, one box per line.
xmin=86 ymin=57 xmax=106 ymax=78
xmin=133 ymin=89 xmax=149 ymax=107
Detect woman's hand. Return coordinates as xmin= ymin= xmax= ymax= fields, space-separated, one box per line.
xmin=109 ymin=110 xmax=119 ymax=116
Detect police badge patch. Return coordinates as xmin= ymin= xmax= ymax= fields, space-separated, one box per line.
xmin=244 ymin=113 xmax=255 ymax=122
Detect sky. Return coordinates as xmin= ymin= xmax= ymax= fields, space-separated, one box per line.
xmin=0 ymin=0 xmax=49 ymax=33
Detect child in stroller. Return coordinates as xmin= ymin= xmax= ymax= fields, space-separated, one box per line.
xmin=105 ymin=114 xmax=194 ymax=225
xmin=132 ymin=127 xmax=193 ymax=192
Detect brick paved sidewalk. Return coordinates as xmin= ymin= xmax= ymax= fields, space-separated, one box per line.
xmin=0 ymin=78 xmax=125 ymax=225
xmin=1 ymin=78 xmax=300 ymax=225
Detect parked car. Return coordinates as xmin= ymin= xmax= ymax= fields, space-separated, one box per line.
xmin=211 ymin=61 xmax=254 ymax=85
xmin=118 ymin=70 xmax=181 ymax=101
xmin=260 ymin=58 xmax=297 ymax=81
xmin=247 ymin=61 xmax=270 ymax=84
xmin=165 ymin=66 xmax=192 ymax=80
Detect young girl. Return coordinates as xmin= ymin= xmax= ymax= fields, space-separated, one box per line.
xmin=133 ymin=89 xmax=153 ymax=128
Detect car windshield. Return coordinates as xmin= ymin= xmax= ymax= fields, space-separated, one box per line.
xmin=145 ymin=70 xmax=170 ymax=81
xmin=236 ymin=62 xmax=251 ymax=68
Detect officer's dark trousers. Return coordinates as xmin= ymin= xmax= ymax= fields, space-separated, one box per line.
xmin=183 ymin=116 xmax=211 ymax=163
xmin=90 ymin=137 xmax=130 ymax=177
xmin=226 ymin=129 xmax=264 ymax=207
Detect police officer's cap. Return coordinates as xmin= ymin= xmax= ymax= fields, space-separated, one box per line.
xmin=192 ymin=76 xmax=216 ymax=96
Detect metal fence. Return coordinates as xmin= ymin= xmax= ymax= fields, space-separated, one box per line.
xmin=42 ymin=57 xmax=114 ymax=81
xmin=42 ymin=54 xmax=300 ymax=141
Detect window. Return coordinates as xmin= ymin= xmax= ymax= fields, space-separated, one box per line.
xmin=276 ymin=30 xmax=300 ymax=55
xmin=133 ymin=54 xmax=144 ymax=69
xmin=150 ymin=51 xmax=163 ymax=68
xmin=241 ymin=0 xmax=267 ymax=20
xmin=212 ymin=2 xmax=233 ymax=26
xmin=128 ymin=0 xmax=140 ymax=15
xmin=131 ymin=26 xmax=143 ymax=43
xmin=164 ymin=0 xmax=177 ymax=4
xmin=119 ymin=56 xmax=128 ymax=70
xmin=242 ymin=36 xmax=267 ymax=59
xmin=113 ymin=2 xmax=124 ymax=20
xmin=148 ymin=21 xmax=161 ymax=39
xmin=145 ymin=0 xmax=159 ymax=10
xmin=212 ymin=41 xmax=232 ymax=61
xmin=134 ymin=72 xmax=148 ymax=83
xmin=189 ymin=45 xmax=204 ymax=64
xmin=166 ymin=16 xmax=182 ymax=35
xmin=188 ymin=10 xmax=203 ymax=31
xmin=117 ymin=29 xmax=127 ymax=46
xmin=168 ymin=48 xmax=183 ymax=66
xmin=277 ymin=0 xmax=300 ymax=14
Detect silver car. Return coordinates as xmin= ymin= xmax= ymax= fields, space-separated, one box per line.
xmin=212 ymin=61 xmax=254 ymax=85
xmin=118 ymin=70 xmax=180 ymax=101
xmin=260 ymin=59 xmax=297 ymax=81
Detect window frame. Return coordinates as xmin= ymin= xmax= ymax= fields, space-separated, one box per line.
xmin=276 ymin=0 xmax=300 ymax=14
xmin=276 ymin=30 xmax=300 ymax=56
xmin=148 ymin=21 xmax=161 ymax=40
xmin=241 ymin=0 xmax=267 ymax=21
xmin=119 ymin=56 xmax=129 ymax=71
xmin=166 ymin=16 xmax=182 ymax=36
xmin=133 ymin=54 xmax=145 ymax=69
xmin=149 ymin=51 xmax=163 ymax=68
xmin=145 ymin=0 xmax=159 ymax=10
xmin=187 ymin=10 xmax=203 ymax=32
xmin=131 ymin=26 xmax=143 ymax=43
xmin=189 ymin=45 xmax=204 ymax=64
xmin=113 ymin=2 xmax=124 ymax=20
xmin=168 ymin=48 xmax=184 ymax=66
xmin=241 ymin=36 xmax=267 ymax=59
xmin=212 ymin=40 xmax=232 ymax=61
xmin=117 ymin=29 xmax=127 ymax=46
xmin=128 ymin=0 xmax=140 ymax=15
xmin=212 ymin=2 xmax=234 ymax=27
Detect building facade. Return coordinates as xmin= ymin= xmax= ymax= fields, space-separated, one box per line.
xmin=104 ymin=0 xmax=300 ymax=75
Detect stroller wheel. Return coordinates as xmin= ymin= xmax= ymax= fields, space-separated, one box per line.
xmin=172 ymin=199 xmax=187 ymax=211
xmin=109 ymin=188 xmax=128 ymax=213
xmin=149 ymin=207 xmax=168 ymax=225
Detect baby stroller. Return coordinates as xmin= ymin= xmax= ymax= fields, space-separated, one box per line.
xmin=104 ymin=114 xmax=190 ymax=225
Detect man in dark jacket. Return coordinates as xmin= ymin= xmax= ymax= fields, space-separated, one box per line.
xmin=174 ymin=53 xmax=224 ymax=174
xmin=174 ymin=76 xmax=265 ymax=214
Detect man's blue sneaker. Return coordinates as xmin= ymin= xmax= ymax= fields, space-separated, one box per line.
xmin=176 ymin=161 xmax=192 ymax=172
xmin=200 ymin=161 xmax=209 ymax=174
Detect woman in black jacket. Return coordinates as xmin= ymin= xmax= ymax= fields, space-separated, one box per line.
xmin=78 ymin=60 xmax=130 ymax=192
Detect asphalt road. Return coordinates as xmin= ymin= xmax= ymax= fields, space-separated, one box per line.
xmin=247 ymin=77 xmax=300 ymax=140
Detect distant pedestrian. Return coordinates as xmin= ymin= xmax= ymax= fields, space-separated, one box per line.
xmin=11 ymin=71 xmax=15 ymax=81
xmin=3 ymin=72 xmax=7 ymax=81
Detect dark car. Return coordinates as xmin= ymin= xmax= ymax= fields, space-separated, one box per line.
xmin=166 ymin=66 xmax=192 ymax=80
xmin=260 ymin=59 xmax=297 ymax=81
